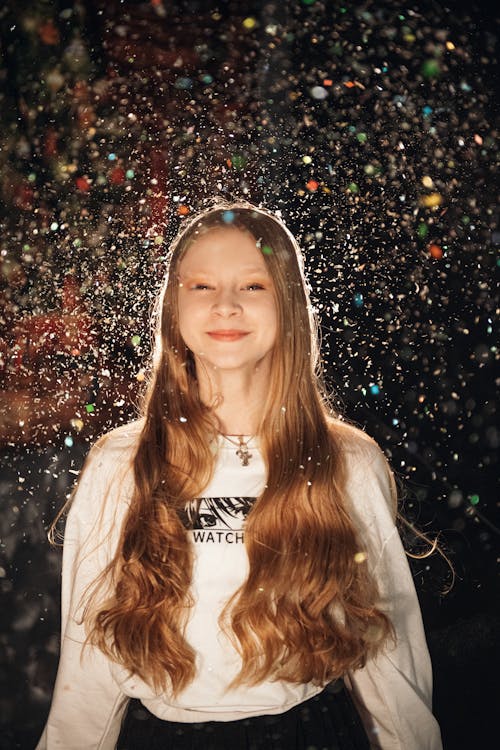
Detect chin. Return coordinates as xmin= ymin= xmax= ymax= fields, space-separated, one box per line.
xmin=205 ymin=358 xmax=256 ymax=371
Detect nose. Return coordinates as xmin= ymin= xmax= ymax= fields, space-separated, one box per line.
xmin=212 ymin=287 xmax=242 ymax=317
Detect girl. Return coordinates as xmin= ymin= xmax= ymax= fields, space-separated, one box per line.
xmin=37 ymin=203 xmax=442 ymax=749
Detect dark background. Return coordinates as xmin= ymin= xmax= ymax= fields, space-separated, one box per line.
xmin=0 ymin=1 xmax=498 ymax=748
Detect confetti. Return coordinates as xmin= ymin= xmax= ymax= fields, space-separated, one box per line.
xmin=1 ymin=3 xmax=497 ymax=741
xmin=420 ymin=193 xmax=443 ymax=208
xmin=242 ymin=17 xmax=257 ymax=30
xmin=429 ymin=244 xmax=444 ymax=259
xmin=421 ymin=59 xmax=440 ymax=78
xmin=354 ymin=551 xmax=367 ymax=564
xmin=310 ymin=86 xmax=328 ymax=100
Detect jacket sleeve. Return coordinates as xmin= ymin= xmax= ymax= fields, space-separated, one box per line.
xmin=36 ymin=440 xmax=132 ymax=750
xmin=343 ymin=439 xmax=443 ymax=750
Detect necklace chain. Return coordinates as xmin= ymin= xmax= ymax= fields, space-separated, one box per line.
xmin=220 ymin=434 xmax=253 ymax=466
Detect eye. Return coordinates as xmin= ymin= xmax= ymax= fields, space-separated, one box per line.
xmin=243 ymin=283 xmax=265 ymax=291
xmin=190 ymin=283 xmax=213 ymax=290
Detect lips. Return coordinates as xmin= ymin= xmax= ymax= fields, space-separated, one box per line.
xmin=207 ymin=330 xmax=249 ymax=341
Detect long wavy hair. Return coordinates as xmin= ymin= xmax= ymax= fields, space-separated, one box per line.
xmin=86 ymin=201 xmax=394 ymax=695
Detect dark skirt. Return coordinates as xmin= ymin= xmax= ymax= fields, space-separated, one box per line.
xmin=116 ymin=680 xmax=370 ymax=750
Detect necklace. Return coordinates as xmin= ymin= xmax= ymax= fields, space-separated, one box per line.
xmin=221 ymin=434 xmax=253 ymax=466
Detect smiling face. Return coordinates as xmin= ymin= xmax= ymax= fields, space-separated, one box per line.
xmin=177 ymin=227 xmax=278 ymax=375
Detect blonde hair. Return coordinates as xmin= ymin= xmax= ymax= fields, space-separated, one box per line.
xmin=86 ymin=201 xmax=393 ymax=694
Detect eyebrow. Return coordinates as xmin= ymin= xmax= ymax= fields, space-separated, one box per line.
xmin=179 ymin=265 xmax=270 ymax=276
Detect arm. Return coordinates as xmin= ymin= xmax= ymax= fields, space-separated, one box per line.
xmin=343 ymin=439 xmax=443 ymax=750
xmin=36 ymin=438 xmax=133 ymax=750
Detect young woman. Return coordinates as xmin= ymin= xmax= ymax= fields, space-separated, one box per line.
xmin=37 ymin=203 xmax=442 ymax=749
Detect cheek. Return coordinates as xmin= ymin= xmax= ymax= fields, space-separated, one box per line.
xmin=177 ymin=297 xmax=196 ymax=340
xmin=261 ymin=300 xmax=278 ymax=341
xmin=178 ymin=295 xmax=201 ymax=322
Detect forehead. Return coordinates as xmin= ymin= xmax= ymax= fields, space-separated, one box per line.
xmin=179 ymin=226 xmax=267 ymax=271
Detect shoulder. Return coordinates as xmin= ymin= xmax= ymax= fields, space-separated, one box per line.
xmin=328 ymin=417 xmax=387 ymax=467
xmin=72 ymin=419 xmax=144 ymax=503
xmin=86 ymin=418 xmax=145 ymax=473
xmin=327 ymin=417 xmax=398 ymax=521
xmin=68 ymin=420 xmax=144 ymax=531
xmin=94 ymin=417 xmax=145 ymax=453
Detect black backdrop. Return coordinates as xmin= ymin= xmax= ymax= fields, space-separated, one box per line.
xmin=0 ymin=1 xmax=498 ymax=747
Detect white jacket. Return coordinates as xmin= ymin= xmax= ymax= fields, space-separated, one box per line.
xmin=37 ymin=420 xmax=442 ymax=750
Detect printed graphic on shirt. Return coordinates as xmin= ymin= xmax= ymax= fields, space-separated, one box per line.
xmin=182 ymin=496 xmax=256 ymax=544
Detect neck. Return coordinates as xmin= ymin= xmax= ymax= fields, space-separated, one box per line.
xmin=196 ymin=361 xmax=270 ymax=435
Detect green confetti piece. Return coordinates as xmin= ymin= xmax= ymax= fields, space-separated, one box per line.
xmin=422 ymin=59 xmax=440 ymax=78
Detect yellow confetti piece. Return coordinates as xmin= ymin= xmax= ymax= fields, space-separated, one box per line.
xmin=420 ymin=192 xmax=443 ymax=208
xmin=243 ymin=17 xmax=257 ymax=30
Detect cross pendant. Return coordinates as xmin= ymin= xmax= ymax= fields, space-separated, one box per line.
xmin=236 ymin=442 xmax=252 ymax=466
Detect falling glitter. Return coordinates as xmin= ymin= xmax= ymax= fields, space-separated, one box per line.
xmin=310 ymin=86 xmax=328 ymax=100
xmin=0 ymin=1 xmax=497 ymax=747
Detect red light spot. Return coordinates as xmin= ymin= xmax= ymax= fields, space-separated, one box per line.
xmin=110 ymin=167 xmax=125 ymax=184
xmin=75 ymin=176 xmax=91 ymax=192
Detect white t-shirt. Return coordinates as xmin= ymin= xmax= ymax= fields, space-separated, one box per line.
xmin=36 ymin=419 xmax=442 ymax=750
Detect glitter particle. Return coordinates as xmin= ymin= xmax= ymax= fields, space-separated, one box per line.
xmin=243 ymin=17 xmax=257 ymax=30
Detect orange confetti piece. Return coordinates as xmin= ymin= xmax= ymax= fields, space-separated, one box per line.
xmin=177 ymin=204 xmax=190 ymax=216
xmin=306 ymin=179 xmax=319 ymax=192
xmin=429 ymin=243 xmax=443 ymax=259
xmin=343 ymin=80 xmax=365 ymax=90
xmin=323 ymin=79 xmax=333 ymax=86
